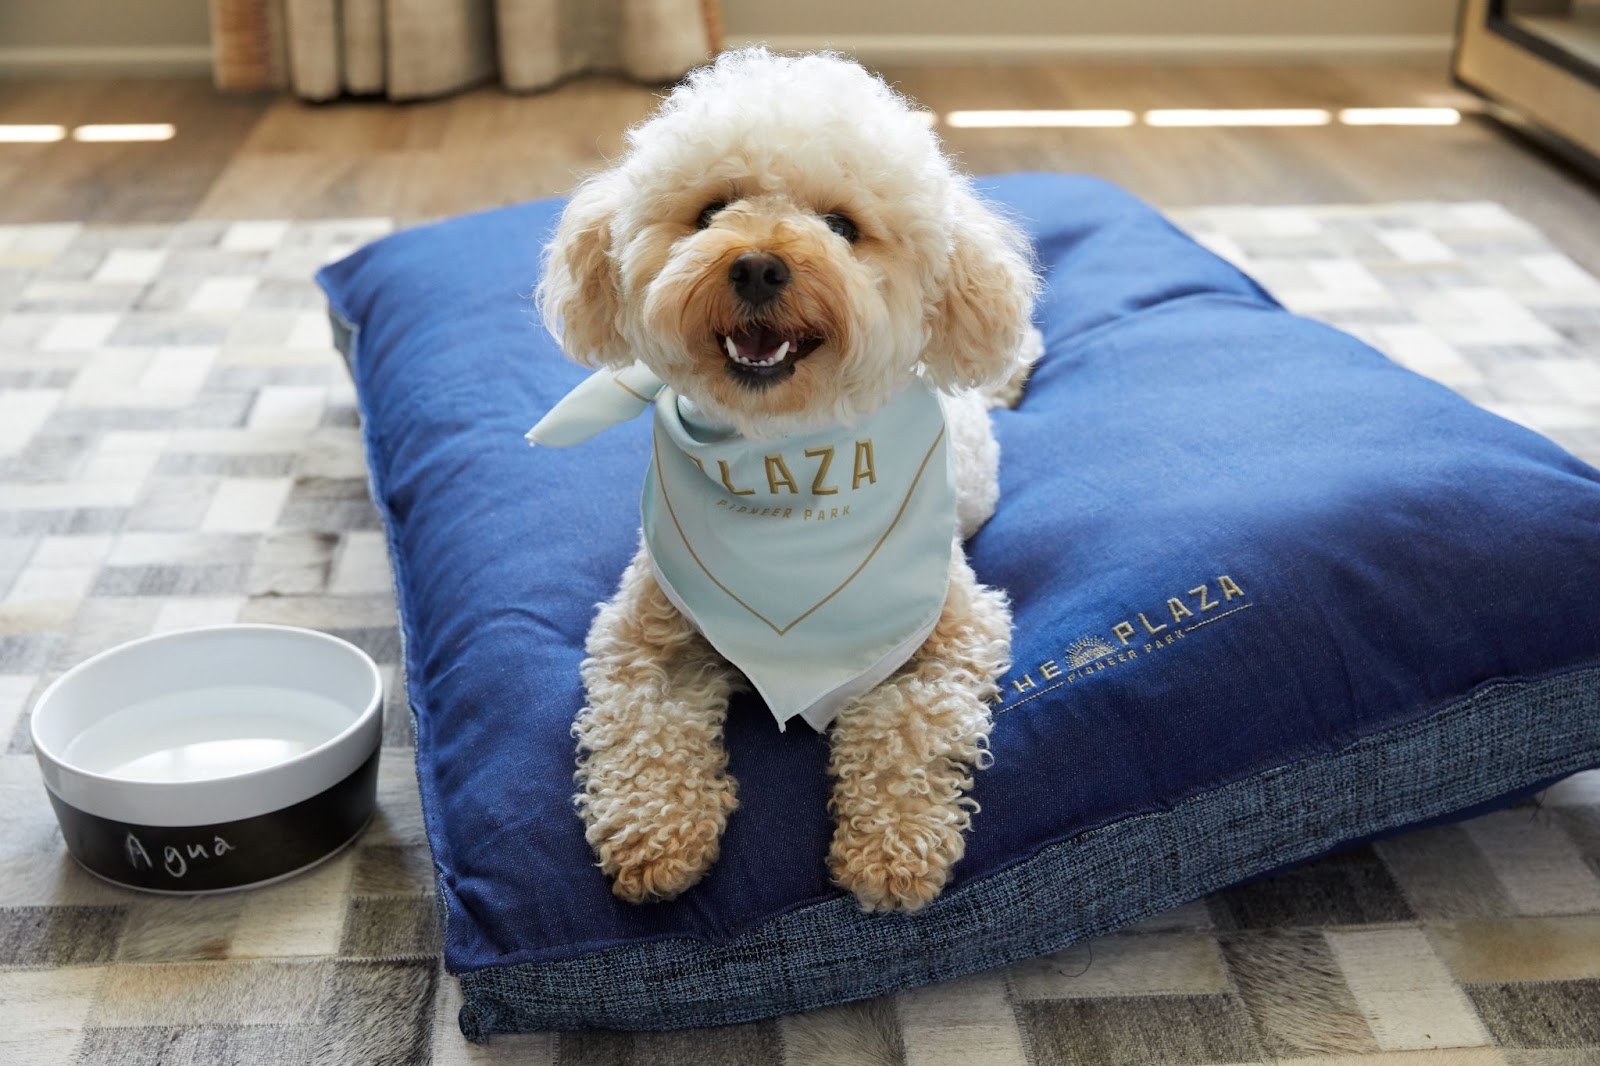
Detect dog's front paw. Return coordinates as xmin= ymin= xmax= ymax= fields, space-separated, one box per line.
xmin=828 ymin=798 xmax=969 ymax=912
xmin=580 ymin=773 xmax=739 ymax=904
xmin=599 ymin=823 xmax=726 ymax=904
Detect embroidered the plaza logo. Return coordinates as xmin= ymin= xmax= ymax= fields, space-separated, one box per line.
xmin=991 ymin=574 xmax=1253 ymax=711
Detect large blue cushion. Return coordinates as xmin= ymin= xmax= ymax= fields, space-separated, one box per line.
xmin=317 ymin=174 xmax=1600 ymax=1037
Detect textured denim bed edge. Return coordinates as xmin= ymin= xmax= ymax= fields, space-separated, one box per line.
xmin=456 ymin=664 xmax=1600 ymax=1036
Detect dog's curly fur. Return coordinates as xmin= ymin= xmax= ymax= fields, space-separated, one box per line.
xmin=540 ymin=48 xmax=1039 ymax=911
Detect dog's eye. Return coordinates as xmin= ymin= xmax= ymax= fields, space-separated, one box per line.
xmin=696 ymin=202 xmax=726 ymax=230
xmin=823 ymin=213 xmax=859 ymax=243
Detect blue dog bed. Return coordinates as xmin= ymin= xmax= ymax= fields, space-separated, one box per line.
xmin=318 ymin=174 xmax=1600 ymax=1037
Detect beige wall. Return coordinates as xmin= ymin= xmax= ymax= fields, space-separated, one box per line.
xmin=723 ymin=0 xmax=1458 ymax=39
xmin=0 ymin=0 xmax=210 ymax=49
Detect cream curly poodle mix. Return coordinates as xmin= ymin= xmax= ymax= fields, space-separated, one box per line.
xmin=535 ymin=48 xmax=1040 ymax=912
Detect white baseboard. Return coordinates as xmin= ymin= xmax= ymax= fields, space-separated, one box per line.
xmin=0 ymin=45 xmax=214 ymax=78
xmin=727 ymin=33 xmax=1455 ymax=64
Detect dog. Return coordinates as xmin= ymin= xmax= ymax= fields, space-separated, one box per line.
xmin=534 ymin=47 xmax=1039 ymax=912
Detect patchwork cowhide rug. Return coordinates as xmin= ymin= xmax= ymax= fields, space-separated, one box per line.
xmin=2 ymin=203 xmax=1598 ymax=1064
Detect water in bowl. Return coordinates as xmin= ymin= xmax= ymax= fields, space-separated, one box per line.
xmin=63 ymin=686 xmax=358 ymax=783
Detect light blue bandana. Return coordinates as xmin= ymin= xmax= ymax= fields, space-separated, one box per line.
xmin=529 ymin=364 xmax=956 ymax=731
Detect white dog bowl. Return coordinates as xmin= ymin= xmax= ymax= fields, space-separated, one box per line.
xmin=30 ymin=624 xmax=383 ymax=893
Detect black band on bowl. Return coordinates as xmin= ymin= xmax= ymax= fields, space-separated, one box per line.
xmin=47 ymin=749 xmax=381 ymax=893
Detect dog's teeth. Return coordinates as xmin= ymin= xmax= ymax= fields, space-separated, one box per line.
xmin=774 ymin=341 xmax=790 ymax=362
xmin=724 ymin=335 xmax=738 ymax=360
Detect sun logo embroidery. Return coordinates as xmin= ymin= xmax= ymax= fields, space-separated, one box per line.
xmin=1065 ymin=635 xmax=1117 ymax=669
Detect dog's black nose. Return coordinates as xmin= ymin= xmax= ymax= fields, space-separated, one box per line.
xmin=729 ymin=252 xmax=790 ymax=305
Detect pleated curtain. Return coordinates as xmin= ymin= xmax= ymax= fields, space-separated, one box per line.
xmin=207 ymin=0 xmax=722 ymax=100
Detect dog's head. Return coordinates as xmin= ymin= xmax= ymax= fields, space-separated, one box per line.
xmin=538 ymin=48 xmax=1037 ymax=439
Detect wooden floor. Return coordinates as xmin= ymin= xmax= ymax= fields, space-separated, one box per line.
xmin=3 ymin=60 xmax=1599 ymax=271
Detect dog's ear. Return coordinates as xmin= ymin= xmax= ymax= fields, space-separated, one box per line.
xmin=538 ymin=171 xmax=631 ymax=369
xmin=921 ymin=184 xmax=1038 ymax=392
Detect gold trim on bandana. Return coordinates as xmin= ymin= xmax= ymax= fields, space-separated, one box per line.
xmin=610 ymin=375 xmax=653 ymax=405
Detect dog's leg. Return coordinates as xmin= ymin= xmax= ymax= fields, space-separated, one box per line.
xmin=826 ymin=553 xmax=1011 ymax=911
xmin=574 ymin=541 xmax=740 ymax=903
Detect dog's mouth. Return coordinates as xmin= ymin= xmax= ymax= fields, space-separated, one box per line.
xmin=719 ymin=326 xmax=824 ymax=387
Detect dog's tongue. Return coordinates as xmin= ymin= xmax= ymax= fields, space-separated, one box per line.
xmin=727 ymin=326 xmax=789 ymax=365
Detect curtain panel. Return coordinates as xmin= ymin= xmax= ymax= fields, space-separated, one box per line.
xmin=207 ymin=0 xmax=723 ymax=100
